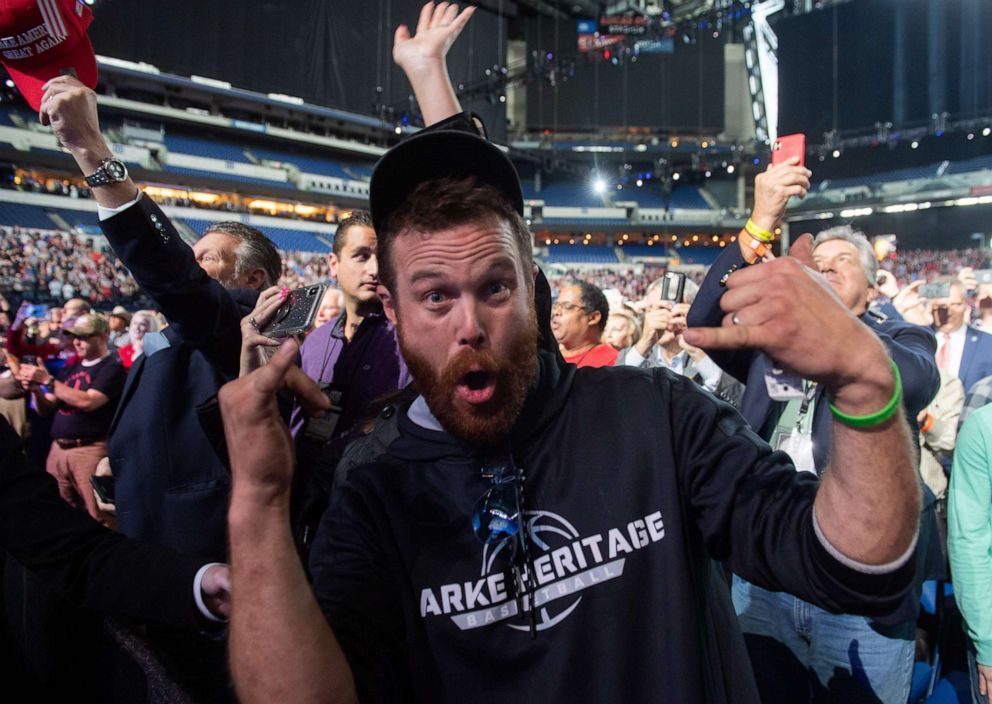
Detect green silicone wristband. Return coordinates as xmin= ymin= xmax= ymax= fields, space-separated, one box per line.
xmin=828 ymin=360 xmax=902 ymax=428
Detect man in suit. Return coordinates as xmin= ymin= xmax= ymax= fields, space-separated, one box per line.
xmin=40 ymin=75 xmax=281 ymax=562
xmin=688 ymin=160 xmax=939 ymax=704
xmin=39 ymin=74 xmax=280 ymax=701
xmin=928 ymin=276 xmax=992 ymax=395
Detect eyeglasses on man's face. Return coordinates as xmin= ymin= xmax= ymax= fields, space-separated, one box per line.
xmin=551 ymin=301 xmax=588 ymax=316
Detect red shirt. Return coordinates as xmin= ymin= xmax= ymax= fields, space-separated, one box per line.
xmin=562 ymin=343 xmax=618 ymax=368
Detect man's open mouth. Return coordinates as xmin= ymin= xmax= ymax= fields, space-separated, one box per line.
xmin=455 ymin=369 xmax=497 ymax=404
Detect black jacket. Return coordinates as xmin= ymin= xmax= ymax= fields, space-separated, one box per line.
xmin=101 ymin=196 xmax=256 ymax=561
xmin=0 ymin=416 xmax=208 ymax=629
xmin=309 ymin=347 xmax=915 ymax=704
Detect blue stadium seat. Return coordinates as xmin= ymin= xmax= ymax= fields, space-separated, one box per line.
xmin=674 ymin=246 xmax=721 ymax=265
xmin=921 ymin=581 xmax=954 ymax=616
xmin=541 ymin=217 xmax=629 ymax=227
xmin=531 ymin=181 xmax=602 ymax=208
xmin=620 ymin=244 xmax=670 ymax=257
xmin=0 ymin=202 xmax=98 ymax=229
xmin=247 ymin=145 xmax=373 ymax=181
xmin=164 ymin=133 xmax=250 ymax=162
xmin=946 ymin=154 xmax=992 ymax=175
xmin=0 ymin=202 xmax=60 ymax=228
xmin=163 ymin=165 xmax=294 ymax=188
xmin=544 ymin=245 xmax=617 ymax=264
xmin=908 ymin=662 xmax=932 ymax=704
xmin=177 ymin=218 xmax=330 ymax=253
xmin=923 ymin=671 xmax=971 ymax=704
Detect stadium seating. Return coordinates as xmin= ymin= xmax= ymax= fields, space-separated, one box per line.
xmin=178 ymin=217 xmax=330 ymax=253
xmin=543 ymin=244 xmax=618 ymax=264
xmin=163 ymin=165 xmax=295 ymax=188
xmin=246 ymin=145 xmax=373 ymax=181
xmin=0 ymin=202 xmax=98 ymax=229
xmin=164 ymin=133 xmax=252 ymax=163
xmin=672 ymin=246 xmax=722 ymax=265
xmin=620 ymin=244 xmax=670 ymax=258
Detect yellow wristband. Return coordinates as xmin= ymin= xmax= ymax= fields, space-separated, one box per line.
xmin=745 ymin=219 xmax=775 ymax=243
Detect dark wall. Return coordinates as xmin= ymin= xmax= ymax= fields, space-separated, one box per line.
xmin=523 ymin=20 xmax=725 ymax=132
xmin=777 ymin=0 xmax=992 ymax=137
xmin=88 ymin=0 xmax=506 ymax=138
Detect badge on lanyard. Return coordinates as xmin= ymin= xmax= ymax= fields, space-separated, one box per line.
xmin=772 ymin=381 xmax=818 ymax=473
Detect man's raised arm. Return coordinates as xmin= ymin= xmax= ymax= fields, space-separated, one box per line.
xmin=394 ymin=1 xmax=476 ymax=127
xmin=219 ymin=341 xmax=352 ymax=704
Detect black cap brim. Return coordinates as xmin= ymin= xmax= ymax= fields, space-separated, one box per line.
xmin=369 ymin=129 xmax=524 ymax=234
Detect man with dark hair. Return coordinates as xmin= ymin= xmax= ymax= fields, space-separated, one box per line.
xmin=203 ymin=221 xmax=282 ymax=290
xmin=292 ymin=209 xmax=410 ymax=558
xmin=550 ymin=281 xmax=618 ymax=367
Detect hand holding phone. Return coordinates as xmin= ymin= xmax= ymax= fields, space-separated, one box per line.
xmin=262 ymin=284 xmax=327 ymax=338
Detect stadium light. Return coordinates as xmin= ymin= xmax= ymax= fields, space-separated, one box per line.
xmin=672 ymin=172 xmax=681 ymax=181
xmin=592 ymin=177 xmax=607 ymax=194
xmin=983 ymin=127 xmax=992 ymax=137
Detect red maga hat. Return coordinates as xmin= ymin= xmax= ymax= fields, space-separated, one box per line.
xmin=0 ymin=0 xmax=97 ymax=111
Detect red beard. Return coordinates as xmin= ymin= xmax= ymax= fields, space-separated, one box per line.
xmin=399 ymin=308 xmax=538 ymax=447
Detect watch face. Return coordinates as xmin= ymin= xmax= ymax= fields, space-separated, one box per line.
xmin=106 ymin=160 xmax=127 ymax=180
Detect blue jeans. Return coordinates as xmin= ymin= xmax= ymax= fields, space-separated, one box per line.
xmin=732 ymin=576 xmax=915 ymax=703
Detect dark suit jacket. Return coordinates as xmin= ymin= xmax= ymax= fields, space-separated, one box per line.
xmin=0 ymin=416 xmax=208 ymax=629
xmin=688 ymin=246 xmax=939 ymax=468
xmin=101 ymin=196 xmax=257 ymax=561
xmin=687 ymin=246 xmax=942 ymax=622
xmin=957 ymin=326 xmax=992 ymax=397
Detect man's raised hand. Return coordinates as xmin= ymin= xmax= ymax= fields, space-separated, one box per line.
xmin=393 ymin=2 xmax=476 ymax=75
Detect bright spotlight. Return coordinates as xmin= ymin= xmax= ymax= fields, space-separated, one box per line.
xmin=592 ymin=177 xmax=607 ymax=194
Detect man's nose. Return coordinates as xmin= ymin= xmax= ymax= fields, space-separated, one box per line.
xmin=455 ymin=300 xmax=486 ymax=348
xmin=367 ymin=254 xmax=378 ymax=279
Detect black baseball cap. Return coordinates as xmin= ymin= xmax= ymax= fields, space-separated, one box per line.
xmin=369 ymin=124 xmax=524 ymax=234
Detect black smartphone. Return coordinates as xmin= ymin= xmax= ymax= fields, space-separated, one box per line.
xmin=661 ymin=272 xmax=687 ymax=305
xmin=90 ymin=475 xmax=115 ymax=504
xmin=262 ymin=284 xmax=327 ymax=338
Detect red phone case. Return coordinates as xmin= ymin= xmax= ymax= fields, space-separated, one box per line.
xmin=772 ymin=133 xmax=806 ymax=166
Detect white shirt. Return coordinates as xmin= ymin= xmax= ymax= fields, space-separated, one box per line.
xmin=937 ymin=325 xmax=967 ymax=378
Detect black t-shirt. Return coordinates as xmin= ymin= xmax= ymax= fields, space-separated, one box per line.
xmin=51 ymin=354 xmax=126 ymax=440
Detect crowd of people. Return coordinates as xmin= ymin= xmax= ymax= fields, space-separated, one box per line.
xmin=2 ymin=3 xmax=992 ymax=704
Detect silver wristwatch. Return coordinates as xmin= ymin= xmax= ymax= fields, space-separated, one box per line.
xmin=84 ymin=157 xmax=129 ymax=187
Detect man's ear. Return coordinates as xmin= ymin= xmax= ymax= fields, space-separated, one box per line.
xmin=328 ymin=252 xmax=339 ymax=280
xmin=378 ymin=284 xmax=397 ymax=326
xmin=586 ymin=309 xmax=602 ymax=330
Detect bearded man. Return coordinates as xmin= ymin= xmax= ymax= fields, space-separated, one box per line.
xmin=218 ymin=112 xmax=921 ymax=703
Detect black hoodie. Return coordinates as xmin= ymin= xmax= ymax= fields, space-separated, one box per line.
xmin=309 ymin=340 xmax=914 ymax=703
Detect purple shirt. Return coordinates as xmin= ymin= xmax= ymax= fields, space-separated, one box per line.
xmin=293 ymin=310 xmax=412 ymax=438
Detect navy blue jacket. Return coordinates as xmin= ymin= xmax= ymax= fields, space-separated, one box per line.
xmin=687 ymin=246 xmax=941 ymax=622
xmin=956 ymin=325 xmax=992 ymax=396
xmin=102 ymin=196 xmax=256 ymax=561
xmin=687 ymin=246 xmax=939 ymax=473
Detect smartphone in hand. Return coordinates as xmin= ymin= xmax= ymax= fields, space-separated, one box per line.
xmin=772 ymin=134 xmax=806 ymax=167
